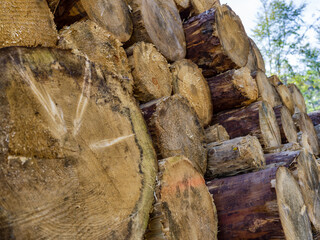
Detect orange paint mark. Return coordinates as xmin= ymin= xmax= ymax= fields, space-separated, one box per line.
xmin=152 ymin=77 xmax=158 ymax=86
xmin=161 ymin=176 xmax=205 ymax=195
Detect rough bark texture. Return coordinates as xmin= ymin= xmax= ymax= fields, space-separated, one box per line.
xmin=207 ymin=67 xmax=258 ymax=113
xmin=256 ymin=70 xmax=282 ymax=108
xmin=184 ymin=5 xmax=249 ymax=77
xmin=54 ymin=0 xmax=133 ymax=42
xmin=212 ymin=101 xmax=281 ymax=148
xmin=288 ymin=83 xmax=307 ymax=114
xmin=127 ymin=42 xmax=172 ymax=102
xmin=141 ymin=95 xmax=207 ymax=174
xmin=205 ymin=124 xmax=229 ymax=143
xmin=264 ymin=150 xmax=301 ymax=168
xmin=145 ymin=156 xmax=218 ymax=240
xmin=0 ymin=0 xmax=58 ymax=48
xmin=205 ymin=136 xmax=265 ymax=179
xmin=273 ymin=105 xmax=298 ymax=144
xmin=126 ymin=0 xmax=186 ymax=61
xmin=171 ymin=59 xmax=212 ymax=126
xmin=316 ymin=124 xmax=320 ymax=143
xmin=0 ymin=47 xmax=157 ymax=239
xmin=58 ymin=20 xmax=133 ymax=94
xmin=293 ymin=112 xmax=320 ymax=155
xmin=308 ymin=110 xmax=320 ymax=126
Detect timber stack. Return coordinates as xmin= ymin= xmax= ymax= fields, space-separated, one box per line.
xmin=0 ymin=0 xmax=319 ymax=239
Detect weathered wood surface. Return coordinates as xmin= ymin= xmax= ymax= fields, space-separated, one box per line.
xmin=249 ymin=38 xmax=266 ymax=73
xmin=288 ymin=83 xmax=307 ymax=113
xmin=205 ymin=124 xmax=229 ymax=143
xmin=58 ymin=20 xmax=133 ymax=93
xmin=309 ymin=110 xmax=320 ymax=126
xmin=264 ymin=150 xmax=301 ymax=168
xmin=205 ymin=136 xmax=265 ymax=179
xmin=145 ymin=156 xmax=218 ymax=240
xmin=316 ymin=124 xmax=320 ymax=143
xmin=264 ymin=142 xmax=302 ymax=154
xmin=55 ymin=0 xmax=133 ymax=42
xmin=141 ymin=95 xmax=207 ymax=174
xmin=207 ymin=166 xmax=312 ymax=239
xmin=0 ymin=0 xmax=58 ymax=48
xmin=127 ymin=42 xmax=172 ymax=102
xmin=171 ymin=59 xmax=212 ymax=126
xmin=212 ymin=101 xmax=281 ymax=148
xmin=206 ymin=67 xmax=258 ymax=113
xmin=0 ymin=47 xmax=157 ymax=239
xmin=273 ymin=105 xmax=298 ymax=144
xmin=184 ymin=5 xmax=249 ymax=77
xmin=126 ymin=0 xmax=186 ymax=61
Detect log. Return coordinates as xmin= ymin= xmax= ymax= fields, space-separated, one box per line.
xmin=0 ymin=47 xmax=157 ymax=239
xmin=256 ymin=70 xmax=282 ymax=108
xmin=127 ymin=42 xmax=172 ymax=102
xmin=58 ymin=20 xmax=133 ymax=93
xmin=288 ymin=83 xmax=307 ymax=113
xmin=206 ymin=166 xmax=313 ymax=239
xmin=316 ymin=124 xmax=320 ymax=142
xmin=171 ymin=59 xmax=212 ymax=126
xmin=141 ymin=95 xmax=207 ymax=174
xmin=249 ymin=38 xmax=266 ymax=73
xmin=0 ymin=0 xmax=58 ymax=48
xmin=308 ymin=110 xmax=320 ymax=126
xmin=205 ymin=135 xmax=265 ymax=179
xmin=174 ymin=0 xmax=190 ymax=11
xmin=293 ymin=112 xmax=320 ymax=155
xmin=264 ymin=150 xmax=301 ymax=168
xmin=144 ymin=156 xmax=218 ymax=240
xmin=126 ymin=0 xmax=186 ymax=61
xmin=183 ymin=5 xmax=250 ymax=77
xmin=212 ymin=101 xmax=281 ymax=148
xmin=190 ymin=0 xmax=220 ymax=14
xmin=54 ymin=0 xmax=133 ymax=42
xmin=205 ymin=124 xmax=229 ymax=143
xmin=47 ymin=0 xmax=60 ymax=13
xmin=206 ymin=67 xmax=258 ymax=113
xmin=273 ymin=105 xmax=298 ymax=144
xmin=264 ymin=142 xmax=302 ymax=154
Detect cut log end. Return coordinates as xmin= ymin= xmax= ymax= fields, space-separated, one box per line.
xmin=288 ymin=84 xmax=307 ymax=114
xmin=205 ymin=124 xmax=230 ymax=143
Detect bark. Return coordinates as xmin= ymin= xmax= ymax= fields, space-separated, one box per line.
xmin=126 ymin=0 xmax=186 ymax=61
xmin=273 ymin=105 xmax=298 ymax=144
xmin=205 ymin=136 xmax=265 ymax=179
xmin=212 ymin=101 xmax=281 ymax=148
xmin=183 ymin=5 xmax=249 ymax=77
xmin=145 ymin=156 xmax=218 ymax=240
xmin=308 ymin=110 xmax=320 ymax=126
xmin=140 ymin=95 xmax=207 ymax=174
xmin=205 ymin=124 xmax=229 ymax=143
xmin=316 ymin=124 xmax=320 ymax=143
xmin=54 ymin=0 xmax=133 ymax=42
xmin=256 ymin=70 xmax=282 ymax=108
xmin=264 ymin=150 xmax=301 ymax=168
xmin=127 ymin=42 xmax=172 ymax=102
xmin=206 ymin=67 xmax=258 ymax=113
xmin=0 ymin=47 xmax=157 ymax=239
xmin=0 ymin=0 xmax=58 ymax=48
xmin=58 ymin=20 xmax=133 ymax=93
xmin=207 ymin=166 xmax=313 ymax=239
xmin=171 ymin=59 xmax=213 ymax=126
xmin=288 ymin=83 xmax=307 ymax=114
xmin=293 ymin=112 xmax=320 ymax=155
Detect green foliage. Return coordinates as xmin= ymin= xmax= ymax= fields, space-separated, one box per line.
xmin=252 ymin=0 xmax=320 ymax=112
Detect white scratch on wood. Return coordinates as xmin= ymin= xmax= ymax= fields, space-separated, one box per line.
xmin=8 ymin=155 xmax=31 ymax=165
xmin=90 ymin=134 xmax=135 ymax=150
xmin=73 ymin=59 xmax=92 ymax=136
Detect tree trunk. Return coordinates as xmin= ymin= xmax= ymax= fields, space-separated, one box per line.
xmin=264 ymin=142 xmax=302 ymax=154
xmin=273 ymin=105 xmax=298 ymax=144
xmin=206 ymin=67 xmax=258 ymax=113
xmin=205 ymin=124 xmax=229 ymax=143
xmin=54 ymin=0 xmax=133 ymax=42
xmin=308 ymin=110 xmax=320 ymax=126
xmin=183 ymin=5 xmax=250 ymax=77
xmin=316 ymin=124 xmax=320 ymax=142
xmin=249 ymin=38 xmax=266 ymax=73
xmin=264 ymin=150 xmax=301 ymax=168
xmin=127 ymin=42 xmax=173 ymax=102
xmin=140 ymin=95 xmax=207 ymax=174
xmin=126 ymin=0 xmax=186 ymax=61
xmin=206 ymin=166 xmax=313 ymax=239
xmin=205 ymin=136 xmax=265 ymax=179
xmin=0 ymin=0 xmax=58 ymax=48
xmin=145 ymin=156 xmax=218 ymax=240
xmin=212 ymin=101 xmax=281 ymax=148
xmin=0 ymin=47 xmax=157 ymax=240
xmin=293 ymin=112 xmax=320 ymax=155
xmin=288 ymin=83 xmax=307 ymax=114
xmin=256 ymin=70 xmax=282 ymax=108
xmin=58 ymin=20 xmax=133 ymax=94
xmin=171 ymin=59 xmax=213 ymax=126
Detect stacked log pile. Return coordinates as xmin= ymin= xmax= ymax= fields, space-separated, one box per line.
xmin=0 ymin=0 xmax=319 ymax=239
